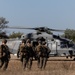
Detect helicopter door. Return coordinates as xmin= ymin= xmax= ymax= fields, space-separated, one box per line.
xmin=7 ymin=41 xmax=21 ymax=54
xmin=48 ymin=41 xmax=59 ymax=56
xmin=60 ymin=42 xmax=68 ymax=48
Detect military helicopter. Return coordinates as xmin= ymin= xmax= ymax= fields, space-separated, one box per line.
xmin=5 ymin=26 xmax=75 ymax=59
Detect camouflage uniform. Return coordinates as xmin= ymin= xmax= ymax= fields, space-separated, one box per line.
xmin=17 ymin=39 xmax=29 ymax=70
xmin=17 ymin=39 xmax=26 ymax=62
xmin=35 ymin=41 xmax=51 ymax=69
xmin=35 ymin=41 xmax=43 ymax=68
xmin=0 ymin=39 xmax=11 ymax=70
xmin=40 ymin=41 xmax=51 ymax=69
xmin=26 ymin=39 xmax=34 ymax=70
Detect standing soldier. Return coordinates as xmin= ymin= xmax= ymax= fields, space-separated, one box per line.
xmin=17 ymin=39 xmax=29 ymax=70
xmin=0 ymin=39 xmax=11 ymax=71
xmin=35 ymin=41 xmax=51 ymax=70
xmin=17 ymin=39 xmax=26 ymax=64
xmin=41 ymin=41 xmax=51 ymax=69
xmin=26 ymin=39 xmax=34 ymax=70
xmin=35 ymin=41 xmax=43 ymax=69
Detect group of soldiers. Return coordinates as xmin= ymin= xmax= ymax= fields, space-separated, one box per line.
xmin=17 ymin=39 xmax=51 ymax=70
xmin=0 ymin=39 xmax=51 ymax=71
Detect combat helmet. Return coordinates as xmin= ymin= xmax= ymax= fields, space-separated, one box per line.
xmin=2 ymin=39 xmax=7 ymax=44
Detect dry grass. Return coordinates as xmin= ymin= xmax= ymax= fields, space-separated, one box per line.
xmin=0 ymin=56 xmax=75 ymax=75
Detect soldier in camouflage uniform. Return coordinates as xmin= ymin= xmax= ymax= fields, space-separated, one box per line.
xmin=35 ymin=41 xmax=51 ymax=70
xmin=0 ymin=39 xmax=11 ymax=70
xmin=35 ymin=41 xmax=43 ymax=69
xmin=17 ymin=39 xmax=29 ymax=70
xmin=17 ymin=39 xmax=26 ymax=63
xmin=26 ymin=39 xmax=34 ymax=70
xmin=41 ymin=41 xmax=51 ymax=69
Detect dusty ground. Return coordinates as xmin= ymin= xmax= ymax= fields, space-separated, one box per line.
xmin=0 ymin=55 xmax=75 ymax=75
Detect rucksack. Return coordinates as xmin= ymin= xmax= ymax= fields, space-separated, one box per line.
xmin=41 ymin=46 xmax=48 ymax=57
xmin=0 ymin=45 xmax=9 ymax=58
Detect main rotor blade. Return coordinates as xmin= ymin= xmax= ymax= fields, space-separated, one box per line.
xmin=6 ymin=26 xmax=35 ymax=30
xmin=47 ymin=28 xmax=65 ymax=32
xmin=6 ymin=26 xmax=65 ymax=32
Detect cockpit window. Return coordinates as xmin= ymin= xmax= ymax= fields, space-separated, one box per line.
xmin=60 ymin=41 xmax=74 ymax=48
xmin=60 ymin=42 xmax=68 ymax=48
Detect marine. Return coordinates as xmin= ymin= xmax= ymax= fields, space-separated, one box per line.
xmin=26 ymin=39 xmax=34 ymax=70
xmin=35 ymin=41 xmax=43 ymax=69
xmin=17 ymin=39 xmax=29 ymax=70
xmin=41 ymin=41 xmax=51 ymax=69
xmin=35 ymin=41 xmax=51 ymax=70
xmin=0 ymin=39 xmax=11 ymax=71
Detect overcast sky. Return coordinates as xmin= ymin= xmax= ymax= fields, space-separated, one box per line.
xmin=0 ymin=0 xmax=75 ymax=34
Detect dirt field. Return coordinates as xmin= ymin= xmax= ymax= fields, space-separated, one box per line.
xmin=0 ymin=55 xmax=75 ymax=75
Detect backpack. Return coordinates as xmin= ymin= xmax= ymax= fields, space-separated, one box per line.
xmin=20 ymin=44 xmax=28 ymax=56
xmin=41 ymin=46 xmax=48 ymax=57
xmin=0 ymin=45 xmax=9 ymax=58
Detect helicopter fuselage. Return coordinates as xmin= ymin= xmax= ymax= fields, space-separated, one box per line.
xmin=0 ymin=32 xmax=75 ymax=58
xmin=47 ymin=39 xmax=75 ymax=58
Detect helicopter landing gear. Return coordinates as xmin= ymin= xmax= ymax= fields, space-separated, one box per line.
xmin=69 ymin=50 xmax=73 ymax=58
xmin=66 ymin=55 xmax=72 ymax=59
xmin=66 ymin=56 xmax=68 ymax=59
xmin=73 ymin=58 xmax=75 ymax=60
xmin=70 ymin=55 xmax=72 ymax=58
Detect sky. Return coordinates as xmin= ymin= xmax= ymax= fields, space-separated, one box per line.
xmin=0 ymin=0 xmax=75 ymax=35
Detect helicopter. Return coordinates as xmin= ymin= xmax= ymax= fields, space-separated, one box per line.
xmin=4 ymin=26 xmax=75 ymax=59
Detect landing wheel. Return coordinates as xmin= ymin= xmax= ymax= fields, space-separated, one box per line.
xmin=70 ymin=55 xmax=72 ymax=58
xmin=66 ymin=56 xmax=68 ymax=59
xmin=73 ymin=58 xmax=75 ymax=61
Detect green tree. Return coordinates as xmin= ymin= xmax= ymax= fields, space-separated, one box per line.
xmin=9 ymin=32 xmax=23 ymax=38
xmin=0 ymin=17 xmax=9 ymax=30
xmin=0 ymin=17 xmax=9 ymax=38
xmin=64 ymin=29 xmax=75 ymax=41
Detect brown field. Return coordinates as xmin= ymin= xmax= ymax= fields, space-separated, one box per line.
xmin=0 ymin=55 xmax=75 ymax=75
